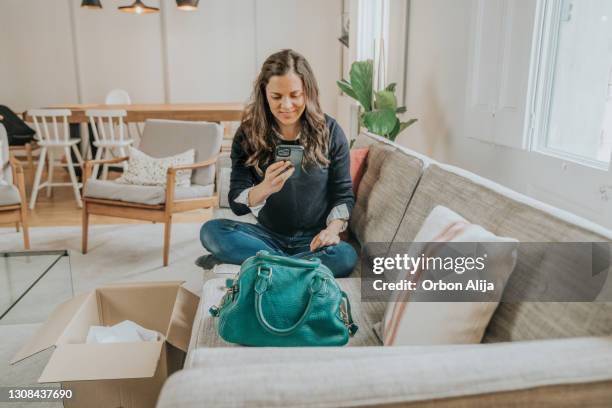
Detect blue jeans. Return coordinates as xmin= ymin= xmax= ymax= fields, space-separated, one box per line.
xmin=200 ymin=219 xmax=358 ymax=278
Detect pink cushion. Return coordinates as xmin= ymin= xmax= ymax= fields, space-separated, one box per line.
xmin=349 ymin=147 xmax=369 ymax=196
xmin=340 ymin=148 xmax=370 ymax=242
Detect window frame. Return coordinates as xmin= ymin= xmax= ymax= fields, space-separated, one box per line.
xmin=528 ymin=0 xmax=611 ymax=171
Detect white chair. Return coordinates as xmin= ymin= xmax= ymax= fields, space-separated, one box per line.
xmin=28 ymin=109 xmax=84 ymax=209
xmin=105 ymin=89 xmax=132 ymax=105
xmin=105 ymin=89 xmax=142 ymax=145
xmin=86 ymin=109 xmax=133 ymax=180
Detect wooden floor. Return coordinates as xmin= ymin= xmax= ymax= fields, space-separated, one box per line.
xmin=3 ymin=167 xmax=214 ymax=228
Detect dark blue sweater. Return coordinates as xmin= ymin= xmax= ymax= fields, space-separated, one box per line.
xmin=228 ymin=115 xmax=354 ymax=236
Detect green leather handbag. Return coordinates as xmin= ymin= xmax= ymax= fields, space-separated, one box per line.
xmin=209 ymin=250 xmax=358 ymax=347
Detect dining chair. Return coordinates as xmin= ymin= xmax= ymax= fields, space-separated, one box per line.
xmin=86 ymin=109 xmax=133 ymax=180
xmin=105 ymin=89 xmax=132 ymax=105
xmin=82 ymin=119 xmax=223 ymax=266
xmin=28 ymin=109 xmax=84 ymax=209
xmin=105 ymin=89 xmax=142 ymax=145
xmin=0 ymin=124 xmax=30 ymax=249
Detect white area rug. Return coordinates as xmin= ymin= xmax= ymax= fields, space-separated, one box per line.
xmin=0 ymin=223 xmax=207 ymax=294
xmin=0 ymin=222 xmax=209 ymax=404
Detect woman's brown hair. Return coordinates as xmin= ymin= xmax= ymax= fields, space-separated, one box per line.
xmin=240 ymin=49 xmax=330 ymax=175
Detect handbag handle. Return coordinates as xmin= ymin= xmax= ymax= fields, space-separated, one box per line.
xmin=256 ymin=250 xmax=321 ymax=269
xmin=254 ymin=272 xmax=323 ymax=336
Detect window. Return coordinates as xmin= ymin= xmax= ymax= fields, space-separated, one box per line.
xmin=531 ymin=0 xmax=612 ymax=168
xmin=356 ymin=0 xmax=389 ymax=63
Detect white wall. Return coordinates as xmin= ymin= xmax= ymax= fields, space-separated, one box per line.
xmin=256 ymin=0 xmax=342 ymax=117
xmin=0 ymin=0 xmax=341 ymax=115
xmin=397 ymin=0 xmax=612 ymax=228
xmin=0 ymin=0 xmax=79 ymax=111
xmin=163 ymin=0 xmax=256 ymax=103
xmin=72 ymin=0 xmax=166 ymax=103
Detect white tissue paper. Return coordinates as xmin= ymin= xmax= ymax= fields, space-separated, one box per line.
xmin=86 ymin=320 xmax=161 ymax=344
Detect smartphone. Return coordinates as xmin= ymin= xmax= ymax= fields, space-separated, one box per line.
xmin=275 ymin=145 xmax=304 ymax=177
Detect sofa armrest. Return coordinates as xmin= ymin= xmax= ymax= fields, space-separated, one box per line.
xmin=158 ymin=336 xmax=612 ymax=407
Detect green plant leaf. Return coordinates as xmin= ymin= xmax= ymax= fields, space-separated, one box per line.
xmin=374 ymin=90 xmax=397 ymax=111
xmin=399 ymin=118 xmax=418 ymax=133
xmin=396 ymin=106 xmax=407 ymax=114
xmin=385 ymin=83 xmax=397 ymax=92
xmin=362 ymin=109 xmax=397 ymax=137
xmin=336 ymin=79 xmax=358 ymax=100
xmin=389 ymin=118 xmax=401 ymax=141
xmin=389 ymin=118 xmax=418 ymax=141
xmin=349 ymin=60 xmax=373 ymax=111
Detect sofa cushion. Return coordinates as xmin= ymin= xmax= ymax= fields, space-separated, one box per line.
xmin=0 ymin=184 xmax=20 ymax=206
xmin=382 ymin=206 xmax=518 ymax=346
xmin=140 ymin=119 xmax=223 ymax=186
xmin=393 ymin=164 xmax=612 ymax=342
xmin=350 ymin=143 xmax=423 ymax=244
xmin=84 ymin=179 xmax=214 ymax=205
xmin=163 ymin=336 xmax=612 ymax=408
xmin=186 ymin=277 xmax=384 ymax=361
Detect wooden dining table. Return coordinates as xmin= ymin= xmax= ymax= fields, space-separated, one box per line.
xmin=23 ymin=102 xmax=244 ymax=170
xmin=25 ymin=102 xmax=244 ymax=123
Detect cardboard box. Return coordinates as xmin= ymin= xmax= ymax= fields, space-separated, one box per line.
xmin=11 ymin=281 xmax=199 ymax=408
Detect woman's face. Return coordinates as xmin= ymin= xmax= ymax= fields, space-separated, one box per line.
xmin=265 ymin=72 xmax=306 ymax=127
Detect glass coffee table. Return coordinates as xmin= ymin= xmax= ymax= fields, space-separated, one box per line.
xmin=0 ymin=250 xmax=74 ymax=325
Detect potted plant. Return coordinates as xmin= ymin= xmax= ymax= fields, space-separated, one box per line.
xmin=337 ymin=59 xmax=416 ymax=143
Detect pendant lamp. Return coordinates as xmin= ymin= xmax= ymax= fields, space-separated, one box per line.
xmin=118 ymin=0 xmax=159 ymax=14
xmin=176 ymin=0 xmax=200 ymax=11
xmin=81 ymin=0 xmax=102 ymax=9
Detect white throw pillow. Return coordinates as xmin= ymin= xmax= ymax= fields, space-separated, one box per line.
xmin=116 ymin=147 xmax=194 ymax=187
xmin=381 ymin=205 xmax=518 ymax=346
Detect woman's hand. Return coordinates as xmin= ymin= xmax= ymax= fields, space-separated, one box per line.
xmin=263 ymin=160 xmax=294 ymax=194
xmin=310 ymin=227 xmax=341 ymax=251
xmin=248 ymin=161 xmax=294 ymax=206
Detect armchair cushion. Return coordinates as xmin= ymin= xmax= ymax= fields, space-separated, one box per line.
xmin=216 ymin=152 xmax=232 ymax=208
xmin=140 ymin=120 xmax=223 ymax=186
xmin=0 ymin=124 xmax=12 ymax=184
xmin=84 ymin=179 xmax=214 ymax=205
xmin=0 ymin=184 xmax=20 ymax=206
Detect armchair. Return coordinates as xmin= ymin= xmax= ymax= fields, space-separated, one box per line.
xmin=81 ymin=119 xmax=223 ymax=266
xmin=0 ymin=108 xmax=40 ymax=184
xmin=0 ymin=124 xmax=30 ymax=249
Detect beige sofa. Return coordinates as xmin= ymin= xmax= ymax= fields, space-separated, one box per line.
xmin=157 ymin=132 xmax=612 ymax=407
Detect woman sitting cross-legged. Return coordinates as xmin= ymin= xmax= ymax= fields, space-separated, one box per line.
xmin=199 ymin=49 xmax=357 ymax=278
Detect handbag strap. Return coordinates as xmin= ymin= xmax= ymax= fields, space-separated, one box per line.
xmin=341 ymin=291 xmax=359 ymax=337
xmin=254 ymin=269 xmax=323 ymax=336
xmin=256 ymin=250 xmax=321 ymax=269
